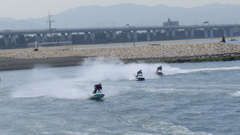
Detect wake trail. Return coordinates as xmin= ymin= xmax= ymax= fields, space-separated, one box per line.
xmin=75 ymin=58 xmax=240 ymax=79
xmin=174 ymin=66 xmax=240 ymax=75
xmin=11 ymin=68 xmax=90 ymax=99
xmin=11 ymin=58 xmax=239 ymax=99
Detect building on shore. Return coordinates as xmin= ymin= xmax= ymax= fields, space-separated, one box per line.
xmin=163 ymin=18 xmax=179 ymax=26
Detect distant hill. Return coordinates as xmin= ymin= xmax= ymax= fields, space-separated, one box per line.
xmin=0 ymin=3 xmax=240 ymax=30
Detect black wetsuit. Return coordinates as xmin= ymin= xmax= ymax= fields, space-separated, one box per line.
xmin=93 ymin=84 xmax=102 ymax=94
xmin=157 ymin=67 xmax=162 ymax=71
xmin=137 ymin=71 xmax=142 ymax=77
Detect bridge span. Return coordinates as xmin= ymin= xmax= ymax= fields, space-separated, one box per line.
xmin=1 ymin=24 xmax=239 ymax=45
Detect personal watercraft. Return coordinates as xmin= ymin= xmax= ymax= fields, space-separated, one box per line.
xmin=156 ymin=70 xmax=163 ymax=75
xmin=136 ymin=73 xmax=145 ymax=81
xmin=89 ymin=91 xmax=105 ymax=100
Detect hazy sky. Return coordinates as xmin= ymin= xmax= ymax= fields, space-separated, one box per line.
xmin=1 ymin=0 xmax=240 ymax=20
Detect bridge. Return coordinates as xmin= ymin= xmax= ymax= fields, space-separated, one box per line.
xmin=1 ymin=24 xmax=239 ymax=45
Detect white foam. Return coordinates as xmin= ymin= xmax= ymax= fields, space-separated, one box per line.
xmin=11 ymin=58 xmax=239 ymax=99
xmin=176 ymin=66 xmax=240 ymax=74
xmin=231 ymin=91 xmax=240 ymax=97
xmin=11 ymin=68 xmax=89 ymax=99
xmin=75 ymin=57 xmax=170 ymax=81
xmin=143 ymin=122 xmax=212 ymax=135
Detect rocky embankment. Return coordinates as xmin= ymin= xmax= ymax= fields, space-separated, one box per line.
xmin=0 ymin=42 xmax=240 ymax=70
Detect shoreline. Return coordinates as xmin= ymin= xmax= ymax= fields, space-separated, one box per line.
xmin=0 ymin=38 xmax=240 ymax=71
xmin=1 ymin=53 xmax=240 ymax=71
xmin=0 ymin=56 xmax=90 ymax=71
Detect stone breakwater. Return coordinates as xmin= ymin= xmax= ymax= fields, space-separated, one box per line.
xmin=1 ymin=42 xmax=240 ymax=62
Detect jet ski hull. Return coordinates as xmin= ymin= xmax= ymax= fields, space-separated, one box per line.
xmin=136 ymin=74 xmax=145 ymax=81
xmin=136 ymin=77 xmax=145 ymax=81
xmin=89 ymin=92 xmax=105 ymax=100
xmin=156 ymin=70 xmax=163 ymax=75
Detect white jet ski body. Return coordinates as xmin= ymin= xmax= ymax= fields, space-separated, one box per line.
xmin=136 ymin=73 xmax=145 ymax=81
xmin=156 ymin=70 xmax=163 ymax=75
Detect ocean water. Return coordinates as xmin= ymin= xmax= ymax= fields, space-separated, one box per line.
xmin=0 ymin=58 xmax=240 ymax=135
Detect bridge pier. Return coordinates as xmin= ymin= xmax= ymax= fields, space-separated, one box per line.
xmin=90 ymin=32 xmax=95 ymax=40
xmin=133 ymin=31 xmax=137 ymax=41
xmin=171 ymin=29 xmax=176 ymax=37
xmin=61 ymin=33 xmax=66 ymax=41
xmin=43 ymin=34 xmax=48 ymax=42
xmin=4 ymin=35 xmax=10 ymax=45
xmin=157 ymin=29 xmax=163 ymax=40
xmin=210 ymin=29 xmax=214 ymax=38
xmin=127 ymin=31 xmax=131 ymax=40
xmin=204 ymin=29 xmax=209 ymax=38
xmin=36 ymin=34 xmax=41 ymax=42
xmin=112 ymin=31 xmax=117 ymax=39
xmin=185 ymin=29 xmax=189 ymax=36
xmin=190 ymin=29 xmax=195 ymax=37
xmin=153 ymin=30 xmax=157 ymax=38
xmin=165 ymin=30 xmax=170 ymax=37
xmin=147 ymin=30 xmax=151 ymax=41
xmin=229 ymin=28 xmax=234 ymax=37
xmin=158 ymin=29 xmax=163 ymax=34
xmin=67 ymin=33 xmax=72 ymax=41
xmin=84 ymin=32 xmax=89 ymax=41
xmin=223 ymin=28 xmax=228 ymax=37
xmin=106 ymin=31 xmax=111 ymax=38
xmin=10 ymin=35 xmax=17 ymax=44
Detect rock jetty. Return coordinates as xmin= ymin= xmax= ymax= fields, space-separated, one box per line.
xmin=1 ymin=42 xmax=240 ymax=60
xmin=0 ymin=42 xmax=240 ymax=70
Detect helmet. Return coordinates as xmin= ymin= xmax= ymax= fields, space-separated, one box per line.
xmin=140 ymin=70 xmax=142 ymax=71
xmin=99 ymin=82 xmax=102 ymax=85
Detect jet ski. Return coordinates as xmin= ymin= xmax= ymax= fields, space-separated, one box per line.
xmin=156 ymin=70 xmax=163 ymax=75
xmin=89 ymin=91 xmax=105 ymax=100
xmin=136 ymin=73 xmax=145 ymax=81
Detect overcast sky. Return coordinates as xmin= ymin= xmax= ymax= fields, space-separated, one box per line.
xmin=1 ymin=0 xmax=240 ymax=20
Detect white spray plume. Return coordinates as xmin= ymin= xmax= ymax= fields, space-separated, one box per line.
xmin=12 ymin=58 xmax=239 ymax=99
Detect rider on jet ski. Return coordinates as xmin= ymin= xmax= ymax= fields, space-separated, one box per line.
xmin=157 ymin=66 xmax=162 ymax=71
xmin=92 ymin=83 xmax=102 ymax=94
xmin=137 ymin=70 xmax=143 ymax=77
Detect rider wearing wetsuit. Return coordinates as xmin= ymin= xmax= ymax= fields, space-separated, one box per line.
xmin=93 ymin=83 xmax=102 ymax=94
xmin=137 ymin=70 xmax=142 ymax=77
xmin=157 ymin=66 xmax=162 ymax=71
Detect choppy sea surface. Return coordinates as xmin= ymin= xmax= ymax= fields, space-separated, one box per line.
xmin=0 ymin=58 xmax=240 ymax=135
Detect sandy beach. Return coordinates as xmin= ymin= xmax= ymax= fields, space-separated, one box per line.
xmin=0 ymin=37 xmax=240 ymax=71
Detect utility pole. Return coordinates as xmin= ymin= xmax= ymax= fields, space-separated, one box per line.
xmin=47 ymin=11 xmax=54 ymax=42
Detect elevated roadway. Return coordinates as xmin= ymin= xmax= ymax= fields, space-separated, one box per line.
xmin=1 ymin=24 xmax=239 ymax=44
